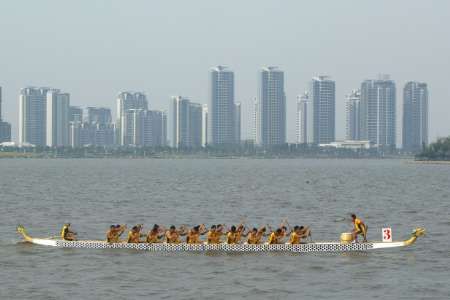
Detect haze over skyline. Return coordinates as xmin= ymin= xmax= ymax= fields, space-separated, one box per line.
xmin=1 ymin=0 xmax=449 ymax=143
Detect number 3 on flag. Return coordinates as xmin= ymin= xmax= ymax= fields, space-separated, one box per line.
xmin=382 ymin=227 xmax=392 ymax=242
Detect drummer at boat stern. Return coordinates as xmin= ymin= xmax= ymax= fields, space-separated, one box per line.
xmin=351 ymin=214 xmax=368 ymax=242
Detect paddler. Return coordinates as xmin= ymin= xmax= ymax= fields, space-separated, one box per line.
xmin=351 ymin=214 xmax=368 ymax=242
xmin=288 ymin=226 xmax=304 ymax=244
xmin=60 ymin=223 xmax=77 ymax=241
xmin=267 ymin=228 xmax=284 ymax=244
xmin=226 ymin=225 xmax=239 ymax=244
xmin=127 ymin=224 xmax=144 ymax=243
xmin=186 ymin=224 xmax=207 ymax=244
xmin=106 ymin=224 xmax=126 ymax=243
xmin=246 ymin=227 xmax=260 ymax=244
xmin=246 ymin=226 xmax=268 ymax=244
xmin=216 ymin=224 xmax=226 ymax=237
xmin=165 ymin=225 xmax=187 ymax=244
xmin=146 ymin=224 xmax=164 ymax=243
xmin=297 ymin=226 xmax=312 ymax=242
xmin=258 ymin=226 xmax=269 ymax=242
xmin=207 ymin=225 xmax=219 ymax=244
xmin=235 ymin=224 xmax=248 ymax=243
xmin=280 ymin=225 xmax=289 ymax=240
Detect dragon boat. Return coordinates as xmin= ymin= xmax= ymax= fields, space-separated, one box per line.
xmin=17 ymin=225 xmax=425 ymax=253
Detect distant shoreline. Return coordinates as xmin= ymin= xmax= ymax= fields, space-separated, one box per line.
xmin=0 ymin=146 xmax=420 ymax=160
xmin=409 ymin=160 xmax=450 ymax=165
xmin=0 ymin=152 xmax=414 ymax=160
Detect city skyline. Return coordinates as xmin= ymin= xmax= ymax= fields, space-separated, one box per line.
xmin=1 ymin=70 xmax=441 ymax=146
xmin=1 ymin=1 xmax=448 ymax=144
xmin=3 ymin=71 xmax=431 ymax=152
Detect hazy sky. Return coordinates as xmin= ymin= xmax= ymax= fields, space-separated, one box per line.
xmin=1 ymin=0 xmax=449 ymax=143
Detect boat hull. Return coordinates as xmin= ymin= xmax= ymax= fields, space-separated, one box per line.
xmin=54 ymin=240 xmax=376 ymax=252
xmin=18 ymin=226 xmax=425 ymax=253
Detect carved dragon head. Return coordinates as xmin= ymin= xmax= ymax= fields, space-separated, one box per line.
xmin=17 ymin=225 xmax=26 ymax=234
xmin=412 ymin=227 xmax=426 ymax=237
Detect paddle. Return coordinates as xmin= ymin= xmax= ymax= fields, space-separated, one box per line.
xmin=283 ymin=218 xmax=293 ymax=232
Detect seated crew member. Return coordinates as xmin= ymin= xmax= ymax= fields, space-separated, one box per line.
xmin=60 ymin=223 xmax=77 ymax=241
xmin=207 ymin=225 xmax=219 ymax=244
xmin=146 ymin=224 xmax=164 ymax=243
xmin=247 ymin=228 xmax=260 ymax=244
xmin=298 ymin=226 xmax=312 ymax=241
xmin=165 ymin=225 xmax=187 ymax=244
xmin=127 ymin=224 xmax=144 ymax=243
xmin=235 ymin=224 xmax=248 ymax=244
xmin=280 ymin=226 xmax=289 ymax=240
xmin=186 ymin=224 xmax=207 ymax=244
xmin=107 ymin=224 xmax=126 ymax=243
xmin=351 ymin=214 xmax=368 ymax=242
xmin=268 ymin=228 xmax=284 ymax=244
xmin=227 ymin=225 xmax=239 ymax=244
xmin=258 ymin=226 xmax=270 ymax=243
xmin=216 ymin=224 xmax=227 ymax=243
xmin=288 ymin=226 xmax=302 ymax=244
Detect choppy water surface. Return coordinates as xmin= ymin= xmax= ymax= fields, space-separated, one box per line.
xmin=0 ymin=159 xmax=449 ymax=299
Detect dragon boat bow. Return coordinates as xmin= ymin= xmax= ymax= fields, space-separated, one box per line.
xmin=17 ymin=225 xmax=425 ymax=253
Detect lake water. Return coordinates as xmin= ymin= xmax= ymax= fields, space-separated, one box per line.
xmin=0 ymin=159 xmax=449 ymax=299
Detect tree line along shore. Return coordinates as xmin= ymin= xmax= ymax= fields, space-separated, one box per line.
xmin=415 ymin=137 xmax=450 ymax=162
xmin=0 ymin=144 xmax=415 ymax=159
xmin=2 ymin=137 xmax=448 ymax=160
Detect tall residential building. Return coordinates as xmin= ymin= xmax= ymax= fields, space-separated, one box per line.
xmin=143 ymin=110 xmax=167 ymax=147
xmin=170 ymin=96 xmax=203 ymax=148
xmin=19 ymin=87 xmax=49 ymax=146
xmin=296 ymin=92 xmax=313 ymax=144
xmin=46 ymin=89 xmax=70 ymax=147
xmin=360 ymin=76 xmax=396 ymax=149
xmin=171 ymin=96 xmax=190 ymax=148
xmin=345 ymin=89 xmax=361 ymax=140
xmin=190 ymin=103 xmax=203 ymax=148
xmin=123 ymin=108 xmax=146 ymax=146
xmin=201 ymin=104 xmax=208 ymax=147
xmin=83 ymin=107 xmax=114 ymax=147
xmin=0 ymin=86 xmax=2 ymax=122
xmin=87 ymin=107 xmax=112 ymax=125
xmin=0 ymin=121 xmax=11 ymax=143
xmin=253 ymin=98 xmax=258 ymax=143
xmin=0 ymin=87 xmax=12 ymax=143
xmin=256 ymin=67 xmax=286 ymax=146
xmin=310 ymin=76 xmax=335 ymax=144
xmin=87 ymin=123 xmax=115 ymax=147
xmin=209 ymin=66 xmax=235 ymax=145
xmin=69 ymin=106 xmax=83 ymax=122
xmin=234 ymin=102 xmax=241 ymax=144
xmin=69 ymin=121 xmax=82 ymax=148
xmin=116 ymin=92 xmax=148 ymax=145
xmin=68 ymin=107 xmax=83 ymax=147
xmin=121 ymin=107 xmax=166 ymax=147
xmin=403 ymin=82 xmax=428 ymax=152
xmin=161 ymin=111 xmax=167 ymax=147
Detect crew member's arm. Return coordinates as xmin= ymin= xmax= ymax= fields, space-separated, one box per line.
xmin=118 ymin=225 xmax=126 ymax=236
xmin=199 ymin=224 xmax=208 ymax=235
xmin=240 ymin=228 xmax=249 ymax=237
xmin=282 ymin=219 xmax=294 ymax=233
xmin=178 ymin=225 xmax=188 ymax=236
